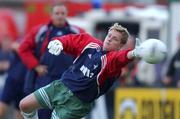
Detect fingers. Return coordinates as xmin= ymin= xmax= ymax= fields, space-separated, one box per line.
xmin=35 ymin=65 xmax=48 ymax=76
xmin=48 ymin=40 xmax=63 ymax=55
xmin=135 ymin=38 xmax=142 ymax=47
xmin=47 ymin=41 xmax=54 ymax=49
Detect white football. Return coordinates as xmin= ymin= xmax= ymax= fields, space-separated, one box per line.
xmin=140 ymin=39 xmax=167 ymax=64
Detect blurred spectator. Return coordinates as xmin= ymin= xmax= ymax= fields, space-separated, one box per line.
xmin=0 ymin=10 xmax=18 ymax=101
xmin=19 ymin=3 xmax=85 ymax=119
xmin=0 ymin=38 xmax=27 ymax=119
xmin=163 ymin=33 xmax=180 ymax=87
xmin=0 ymin=34 xmax=12 ymax=92
xmin=0 ymin=50 xmax=10 ymax=76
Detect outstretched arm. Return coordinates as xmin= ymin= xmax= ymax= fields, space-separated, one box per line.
xmin=48 ymin=33 xmax=102 ymax=56
xmin=47 ymin=34 xmax=88 ymax=56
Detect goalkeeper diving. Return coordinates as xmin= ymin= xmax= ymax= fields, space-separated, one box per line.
xmin=19 ymin=23 xmax=163 ymax=119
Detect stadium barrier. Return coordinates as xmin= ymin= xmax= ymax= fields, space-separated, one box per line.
xmin=115 ymin=88 xmax=180 ymax=119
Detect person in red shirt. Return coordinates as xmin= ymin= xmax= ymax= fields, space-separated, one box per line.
xmin=18 ymin=3 xmax=84 ymax=119
xmin=19 ymin=23 xmax=142 ymax=119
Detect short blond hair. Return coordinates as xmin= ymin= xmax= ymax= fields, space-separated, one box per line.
xmin=109 ymin=23 xmax=129 ymax=44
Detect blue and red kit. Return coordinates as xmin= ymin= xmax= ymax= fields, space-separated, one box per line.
xmin=54 ymin=33 xmax=132 ymax=103
xmin=19 ymin=21 xmax=85 ymax=90
xmin=19 ymin=22 xmax=85 ymax=119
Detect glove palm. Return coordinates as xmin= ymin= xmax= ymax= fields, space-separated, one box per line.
xmin=48 ymin=40 xmax=63 ymax=55
xmin=132 ymin=38 xmax=143 ymax=58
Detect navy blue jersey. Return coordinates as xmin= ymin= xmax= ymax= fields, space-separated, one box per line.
xmin=61 ymin=44 xmax=104 ymax=102
xmin=54 ymin=33 xmax=131 ymax=103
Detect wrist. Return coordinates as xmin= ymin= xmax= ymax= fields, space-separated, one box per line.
xmin=127 ymin=50 xmax=135 ymax=59
xmin=130 ymin=49 xmax=142 ymax=59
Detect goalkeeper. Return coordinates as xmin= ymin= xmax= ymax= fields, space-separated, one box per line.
xmin=19 ymin=23 xmax=142 ymax=119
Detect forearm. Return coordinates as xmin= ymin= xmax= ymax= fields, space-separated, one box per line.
xmin=19 ymin=41 xmax=38 ymax=69
xmin=0 ymin=61 xmax=10 ymax=71
xmin=18 ymin=51 xmax=39 ymax=69
xmin=11 ymin=42 xmax=20 ymax=53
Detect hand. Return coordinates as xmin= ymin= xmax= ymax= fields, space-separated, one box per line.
xmin=11 ymin=42 xmax=20 ymax=52
xmin=48 ymin=40 xmax=63 ymax=55
xmin=34 ymin=65 xmax=48 ymax=76
xmin=0 ymin=61 xmax=10 ymax=71
xmin=162 ymin=76 xmax=172 ymax=86
xmin=131 ymin=38 xmax=143 ymax=58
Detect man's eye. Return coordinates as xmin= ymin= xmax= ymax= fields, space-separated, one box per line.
xmin=114 ymin=39 xmax=118 ymax=41
xmin=112 ymin=37 xmax=118 ymax=41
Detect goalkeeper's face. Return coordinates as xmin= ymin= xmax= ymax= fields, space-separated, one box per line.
xmin=103 ymin=30 xmax=123 ymax=51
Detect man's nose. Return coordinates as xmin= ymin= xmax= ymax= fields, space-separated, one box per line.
xmin=107 ymin=38 xmax=112 ymax=42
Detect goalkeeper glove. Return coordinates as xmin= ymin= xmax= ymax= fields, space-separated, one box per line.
xmin=131 ymin=38 xmax=143 ymax=58
xmin=48 ymin=39 xmax=63 ymax=55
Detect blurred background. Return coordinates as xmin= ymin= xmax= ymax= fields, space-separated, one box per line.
xmin=0 ymin=0 xmax=180 ymax=119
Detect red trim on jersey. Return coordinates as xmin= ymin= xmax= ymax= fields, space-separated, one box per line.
xmin=73 ymin=42 xmax=101 ymax=63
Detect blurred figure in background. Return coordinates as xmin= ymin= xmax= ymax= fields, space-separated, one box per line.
xmin=163 ymin=33 xmax=180 ymax=87
xmin=0 ymin=34 xmax=11 ymax=96
xmin=19 ymin=3 xmax=85 ymax=119
xmin=0 ymin=35 xmax=11 ymax=74
xmin=0 ymin=34 xmax=27 ymax=119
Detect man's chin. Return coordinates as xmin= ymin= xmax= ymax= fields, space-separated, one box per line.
xmin=53 ymin=21 xmax=65 ymax=27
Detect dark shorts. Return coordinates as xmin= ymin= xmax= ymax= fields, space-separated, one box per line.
xmin=0 ymin=76 xmax=25 ymax=109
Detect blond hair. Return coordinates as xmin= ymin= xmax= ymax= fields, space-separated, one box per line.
xmin=109 ymin=23 xmax=129 ymax=44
